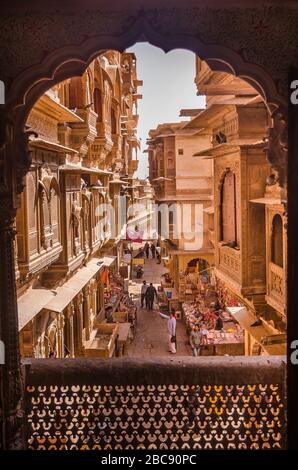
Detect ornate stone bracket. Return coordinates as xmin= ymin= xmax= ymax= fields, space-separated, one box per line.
xmin=266 ymin=110 xmax=288 ymax=188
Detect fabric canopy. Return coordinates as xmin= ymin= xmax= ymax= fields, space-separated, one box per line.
xmin=126 ymin=226 xmax=144 ymax=242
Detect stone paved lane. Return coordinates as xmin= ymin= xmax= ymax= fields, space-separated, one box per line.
xmin=128 ymin=256 xmax=192 ymax=357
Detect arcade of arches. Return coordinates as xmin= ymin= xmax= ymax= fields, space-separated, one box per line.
xmin=0 ymin=0 xmax=297 ymax=451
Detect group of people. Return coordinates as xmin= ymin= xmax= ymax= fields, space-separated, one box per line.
xmin=144 ymin=241 xmax=161 ymax=263
xmin=189 ymin=299 xmax=224 ymax=357
xmin=140 ymin=281 xmax=177 ymax=354
xmin=140 ymin=280 xmax=158 ymax=310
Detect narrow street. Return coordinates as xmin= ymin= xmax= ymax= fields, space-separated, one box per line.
xmin=128 ymin=256 xmax=192 ymax=357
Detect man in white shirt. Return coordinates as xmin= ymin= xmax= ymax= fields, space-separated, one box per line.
xmin=141 ymin=280 xmax=148 ymax=308
xmin=156 ymin=245 xmax=161 ymax=263
xmin=168 ymin=312 xmax=177 ymax=353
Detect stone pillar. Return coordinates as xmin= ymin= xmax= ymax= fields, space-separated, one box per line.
xmin=74 ymin=293 xmax=84 ymax=357
xmin=89 ymin=278 xmax=97 ymax=331
xmin=56 ymin=313 xmax=65 ymax=358
xmin=83 ymin=286 xmax=90 ymax=341
xmin=68 ymin=303 xmax=75 ymax=358
xmin=0 ymin=209 xmax=24 ymax=449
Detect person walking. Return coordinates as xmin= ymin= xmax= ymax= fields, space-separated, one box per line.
xmin=156 ymin=245 xmax=161 ymax=263
xmin=150 ymin=242 xmax=156 ymax=259
xmin=140 ymin=280 xmax=148 ymax=308
xmin=189 ymin=325 xmax=203 ymax=356
xmin=144 ymin=242 xmax=150 ymax=259
xmin=214 ymin=311 xmax=224 ymax=331
xmin=168 ymin=311 xmax=177 ymax=353
xmin=145 ymin=282 xmax=158 ymax=310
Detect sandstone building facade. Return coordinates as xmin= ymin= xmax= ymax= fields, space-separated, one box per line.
xmin=147 ymin=121 xmax=214 ymax=290
xmin=16 ymin=51 xmax=143 ymax=358
xmin=148 ymin=56 xmax=287 ymax=355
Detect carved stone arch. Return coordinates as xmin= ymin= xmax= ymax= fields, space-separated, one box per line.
xmin=84 ymin=67 xmax=94 ymax=107
xmin=271 ymin=213 xmax=284 ymax=268
xmin=49 ymin=176 xmax=60 ymax=199
xmin=2 ymin=14 xmax=288 ymax=190
xmin=111 ymin=105 xmax=118 ymax=135
xmin=0 ymin=5 xmax=294 ymax=449
xmin=218 ymin=168 xmax=239 ymax=246
xmin=217 ymin=166 xmax=238 ymax=192
xmin=45 ymin=318 xmax=58 ymax=357
xmin=37 ymin=175 xmax=60 ymax=204
xmin=94 ymin=57 xmax=105 ymax=84
xmin=36 ymin=179 xmax=48 ymax=203
xmin=101 ymin=68 xmax=114 ymax=91
xmin=5 ymin=13 xmax=286 ymax=118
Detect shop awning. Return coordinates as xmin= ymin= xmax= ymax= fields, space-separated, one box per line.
xmin=59 ymin=164 xmax=112 ymax=175
xmin=250 ymin=197 xmax=284 ymax=205
xmin=29 ymin=139 xmax=79 ymax=154
xmin=42 ymin=257 xmax=103 ymax=314
xmin=18 ymin=287 xmax=57 ymax=331
xmin=97 ymin=256 xmax=117 ymax=267
xmin=152 ymin=177 xmax=173 ymax=182
xmin=227 ymin=306 xmax=286 ymax=355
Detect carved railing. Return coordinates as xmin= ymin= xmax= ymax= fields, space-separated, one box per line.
xmin=23 ymin=356 xmax=286 ymax=450
xmin=219 ymin=245 xmax=241 ymax=282
xmin=267 ymin=262 xmax=286 ymax=312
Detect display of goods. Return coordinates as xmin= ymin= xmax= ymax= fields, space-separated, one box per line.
xmin=85 ymin=323 xmax=119 ymax=358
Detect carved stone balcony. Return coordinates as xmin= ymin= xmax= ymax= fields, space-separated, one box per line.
xmin=69 ymin=108 xmax=98 ymax=157
xmin=23 ymin=356 xmax=286 ymax=450
xmin=218 ymin=244 xmax=241 ymax=283
xmin=266 ymin=262 xmax=286 ymax=315
xmin=90 ymin=122 xmax=113 ymax=166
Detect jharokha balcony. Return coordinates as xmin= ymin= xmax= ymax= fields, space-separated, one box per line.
xmin=23 ymin=356 xmax=286 ymax=450
xmin=266 ymin=262 xmax=286 ymax=316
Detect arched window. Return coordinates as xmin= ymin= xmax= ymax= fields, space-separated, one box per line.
xmin=271 ymin=214 xmax=283 ymax=267
xmin=111 ymin=108 xmax=117 ymax=134
xmin=93 ymin=88 xmax=102 ymax=121
xmin=220 ymin=170 xmax=238 ymax=246
xmin=167 ymin=151 xmax=174 ymax=169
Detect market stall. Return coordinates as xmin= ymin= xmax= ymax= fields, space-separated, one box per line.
xmin=84 ymin=323 xmax=119 ymax=358
xmin=114 ymin=293 xmax=137 ymax=332
xmin=182 ymin=297 xmax=244 ymax=356
xmin=94 ymin=264 xmax=137 ymax=356
xmin=117 ymin=323 xmax=133 ymax=357
xmin=102 ymin=269 xmax=124 ymax=317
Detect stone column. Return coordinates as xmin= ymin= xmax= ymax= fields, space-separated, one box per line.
xmin=0 ymin=116 xmax=38 ymax=449
xmin=56 ymin=313 xmax=65 ymax=358
xmin=74 ymin=293 xmax=84 ymax=357
xmin=0 ymin=208 xmax=24 ymax=449
xmin=68 ymin=303 xmax=75 ymax=358
xmin=83 ymin=286 xmax=90 ymax=341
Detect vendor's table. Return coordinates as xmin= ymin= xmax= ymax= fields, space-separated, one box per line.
xmin=117 ymin=322 xmax=132 ymax=357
